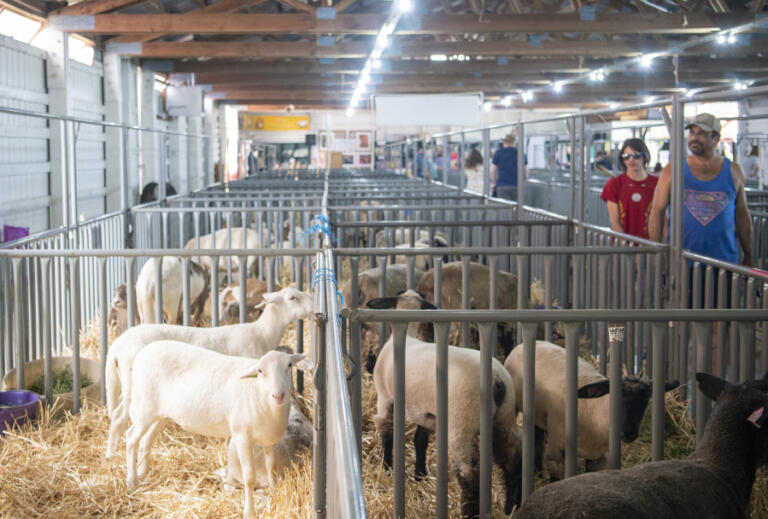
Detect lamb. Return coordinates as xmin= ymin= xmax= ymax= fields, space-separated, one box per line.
xmin=135 ymin=257 xmax=209 ymax=325
xmin=513 ymin=372 xmax=768 ymax=519
xmin=105 ymin=286 xmax=313 ymax=460
xmin=219 ymin=279 xmax=283 ymax=324
xmin=392 ymin=236 xmax=451 ymax=272
xmin=374 ymin=228 xmax=449 ymax=248
xmin=417 ymin=261 xmax=518 ymax=354
xmin=107 ymin=283 xmax=137 ymax=336
xmin=504 ymin=340 xmax=679 ymax=481
xmin=366 ymin=290 xmax=523 ymax=517
xmin=184 ymin=227 xmax=261 ymax=276
xmin=215 ymin=399 xmax=312 ymax=489
xmin=125 ymin=341 xmax=306 ymax=519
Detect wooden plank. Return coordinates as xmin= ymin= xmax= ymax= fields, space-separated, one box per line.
xmin=59 ymin=13 xmax=758 ymax=35
xmin=274 ymin=0 xmax=314 ymax=12
xmin=109 ymin=0 xmax=269 ymax=43
xmin=53 ymin=0 xmax=145 ymax=15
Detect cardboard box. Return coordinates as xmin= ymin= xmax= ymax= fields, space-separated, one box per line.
xmin=327 ymin=151 xmax=343 ymax=169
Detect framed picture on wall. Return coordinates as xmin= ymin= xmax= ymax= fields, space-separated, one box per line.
xmin=333 ymin=130 xmax=347 ymax=140
xmin=318 ymin=134 xmax=328 ymax=149
xmin=357 ymin=153 xmax=372 ymax=165
xmin=356 ymin=131 xmax=372 ymax=151
xmin=342 ymin=153 xmax=354 ymax=165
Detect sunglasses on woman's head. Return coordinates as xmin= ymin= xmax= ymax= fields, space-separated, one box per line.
xmin=621 ymin=152 xmax=644 ymax=160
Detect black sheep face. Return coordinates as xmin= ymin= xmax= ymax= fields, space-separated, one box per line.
xmin=620 ymin=376 xmax=680 ymax=442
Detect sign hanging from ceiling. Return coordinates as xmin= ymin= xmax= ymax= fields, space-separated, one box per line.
xmin=241 ymin=114 xmax=311 ymax=131
xmin=373 ymin=94 xmax=482 ymax=127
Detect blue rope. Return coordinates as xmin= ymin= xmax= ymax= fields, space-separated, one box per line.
xmin=311 ymin=266 xmax=344 ymax=320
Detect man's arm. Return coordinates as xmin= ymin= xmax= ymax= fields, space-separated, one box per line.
xmin=731 ymin=162 xmax=754 ymax=266
xmin=648 ymin=164 xmax=672 ymax=242
xmin=605 ymin=201 xmax=624 ymax=234
xmin=490 ymin=164 xmax=498 ymax=187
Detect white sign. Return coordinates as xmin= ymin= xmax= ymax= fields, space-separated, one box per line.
xmin=374 ymin=93 xmax=482 ymax=127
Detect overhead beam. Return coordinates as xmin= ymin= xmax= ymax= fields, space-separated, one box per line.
xmin=48 ymin=13 xmax=760 ymax=36
xmin=165 ymin=56 xmax=767 ymax=76
xmin=274 ymin=0 xmax=314 ymax=13
xmin=109 ymin=0 xmax=269 ymax=44
xmin=52 ymin=0 xmax=144 ymax=15
xmin=110 ymin=38 xmax=768 ymax=58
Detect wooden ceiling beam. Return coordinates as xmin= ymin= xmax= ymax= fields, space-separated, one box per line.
xmin=274 ymin=0 xmax=314 ymax=13
xmin=50 ymin=13 xmax=760 ymax=36
xmin=52 ymin=0 xmax=144 ymax=15
xmin=114 ymin=38 xmax=768 ymax=58
xmin=109 ymin=0 xmax=269 ymax=44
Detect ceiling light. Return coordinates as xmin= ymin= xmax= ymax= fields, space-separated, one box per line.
xmin=521 ymin=90 xmax=534 ymax=102
xmin=553 ymin=81 xmax=564 ymax=93
xmin=640 ymin=55 xmax=653 ymax=68
xmin=372 ymin=59 xmax=382 ymax=69
xmin=377 ymin=34 xmax=389 ymax=48
xmin=644 ymin=96 xmax=655 ymax=104
xmin=430 ymin=54 xmax=448 ymax=61
xmin=346 ymin=107 xmax=355 ymax=117
xmin=727 ymin=34 xmax=736 ymax=44
xmin=397 ymin=0 xmax=412 ymax=13
xmin=483 ymin=101 xmax=492 ymax=111
xmin=371 ymin=48 xmax=383 ymax=59
xmin=684 ymin=89 xmax=695 ymax=98
xmin=609 ymin=102 xmax=619 ymax=109
xmin=734 ymin=82 xmax=748 ymax=90
xmin=716 ymin=34 xmax=726 ymax=44
xmin=589 ymin=69 xmax=605 ymax=82
xmin=501 ymin=96 xmax=512 ymax=107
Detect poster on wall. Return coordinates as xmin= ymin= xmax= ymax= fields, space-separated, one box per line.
xmin=342 ymin=154 xmax=354 ymax=166
xmin=241 ymin=114 xmax=310 ymax=131
xmin=356 ymin=131 xmax=372 ymax=151
xmin=333 ymin=130 xmax=347 ymax=140
xmin=357 ymin=154 xmax=372 ymax=166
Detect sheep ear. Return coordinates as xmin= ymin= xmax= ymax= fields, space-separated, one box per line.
xmin=288 ymin=353 xmax=307 ymax=369
xmin=261 ymin=291 xmax=280 ymax=304
xmin=578 ymin=380 xmax=610 ymax=398
xmin=366 ymin=297 xmax=398 ymax=309
xmin=241 ymin=362 xmax=261 ymax=379
xmin=664 ymin=380 xmax=680 ymax=392
xmin=696 ymin=372 xmax=729 ymax=402
xmin=747 ymin=407 xmax=766 ymax=429
xmin=420 ymin=300 xmax=438 ymax=310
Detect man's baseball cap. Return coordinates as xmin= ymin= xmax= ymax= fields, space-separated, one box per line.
xmin=685 ymin=113 xmax=721 ymax=134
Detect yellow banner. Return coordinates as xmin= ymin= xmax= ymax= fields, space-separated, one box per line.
xmin=241 ymin=114 xmax=310 ymax=131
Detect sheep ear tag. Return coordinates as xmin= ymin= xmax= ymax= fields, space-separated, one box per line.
xmin=241 ymin=367 xmax=260 ymax=379
xmin=747 ymin=407 xmax=765 ymax=429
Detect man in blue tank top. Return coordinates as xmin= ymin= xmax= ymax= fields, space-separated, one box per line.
xmin=648 ymin=113 xmax=753 ymax=267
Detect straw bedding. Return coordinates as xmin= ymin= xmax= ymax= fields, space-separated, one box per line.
xmin=2 ymin=264 xmax=767 ymax=517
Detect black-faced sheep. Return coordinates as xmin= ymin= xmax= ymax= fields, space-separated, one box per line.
xmin=514 ymin=372 xmax=768 ymax=519
xmin=367 ymin=290 xmax=523 ymax=517
xmin=505 ymin=340 xmax=679 ymax=480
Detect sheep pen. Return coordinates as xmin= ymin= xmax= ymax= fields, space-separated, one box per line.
xmin=2 ymin=262 xmax=767 ymax=517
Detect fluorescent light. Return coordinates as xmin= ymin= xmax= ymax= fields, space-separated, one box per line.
xmin=685 ymin=89 xmax=695 ymax=98
xmin=609 ymin=102 xmax=619 ymax=109
xmin=734 ymin=82 xmax=748 ymax=90
xmin=553 ymin=81 xmax=564 ymax=93
xmin=640 ymin=55 xmax=653 ymax=68
xmin=483 ymin=101 xmax=492 ymax=111
xmin=371 ymin=48 xmax=383 ymax=59
xmin=430 ymin=54 xmax=448 ymax=61
xmin=346 ymin=107 xmax=355 ymax=117
xmin=373 ymin=59 xmax=382 ymax=69
xmin=644 ymin=96 xmax=655 ymax=103
xmin=727 ymin=34 xmax=736 ymax=44
xmin=397 ymin=0 xmax=412 ymax=13
xmin=716 ymin=34 xmax=726 ymax=44
xmin=521 ymin=90 xmax=534 ymax=102
xmin=501 ymin=96 xmax=512 ymax=107
xmin=589 ymin=69 xmax=605 ymax=82
xmin=381 ymin=22 xmax=396 ymax=36
xmin=377 ymin=34 xmax=389 ymax=48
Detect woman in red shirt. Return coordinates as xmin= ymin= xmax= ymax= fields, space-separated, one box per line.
xmin=599 ymin=138 xmax=658 ymax=239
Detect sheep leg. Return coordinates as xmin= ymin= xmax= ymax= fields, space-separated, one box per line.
xmin=106 ymin=402 xmax=131 ymax=460
xmin=136 ymin=419 xmax=166 ymax=478
xmin=413 ymin=426 xmax=430 ymax=481
xmin=125 ymin=419 xmax=155 ymax=488
xmin=534 ymin=425 xmax=547 ymax=472
xmin=374 ymin=402 xmax=394 ymax=470
xmin=454 ymin=457 xmax=480 ymax=519
xmin=234 ymin=435 xmax=256 ymax=519
xmin=585 ymin=455 xmax=608 ymax=473
xmin=493 ymin=422 xmax=523 ymax=515
xmin=263 ymin=444 xmax=276 ymax=487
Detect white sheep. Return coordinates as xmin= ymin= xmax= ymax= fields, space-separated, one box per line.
xmin=514 ymin=372 xmax=768 ymax=519
xmin=105 ymin=286 xmax=313 ymax=460
xmin=366 ymin=290 xmax=523 ymax=517
xmin=374 ymin=228 xmax=449 ymax=248
xmin=184 ymin=227 xmax=261 ymax=276
xmin=125 ymin=341 xmax=306 ymax=519
xmin=504 ymin=340 xmax=679 ymax=480
xmin=215 ymin=399 xmax=312 ymax=489
xmin=135 ymin=257 xmax=208 ymax=324
xmin=219 ymin=278 xmax=283 ymax=324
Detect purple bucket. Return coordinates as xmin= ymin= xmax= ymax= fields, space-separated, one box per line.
xmin=0 ymin=390 xmax=40 ymax=435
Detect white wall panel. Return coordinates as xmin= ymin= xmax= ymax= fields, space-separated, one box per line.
xmin=0 ymin=35 xmax=49 ymax=239
xmin=69 ymin=59 xmax=106 ymax=221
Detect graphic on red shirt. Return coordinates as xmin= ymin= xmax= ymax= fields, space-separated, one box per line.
xmin=599 ymin=173 xmax=658 ymax=239
xmin=684 ymin=189 xmax=729 ymax=226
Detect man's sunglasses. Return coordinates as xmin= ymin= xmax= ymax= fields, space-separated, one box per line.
xmin=621 ymin=152 xmax=644 ymax=161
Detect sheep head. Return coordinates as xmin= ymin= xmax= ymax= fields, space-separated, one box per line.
xmin=241 ymin=351 xmax=307 ymax=407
